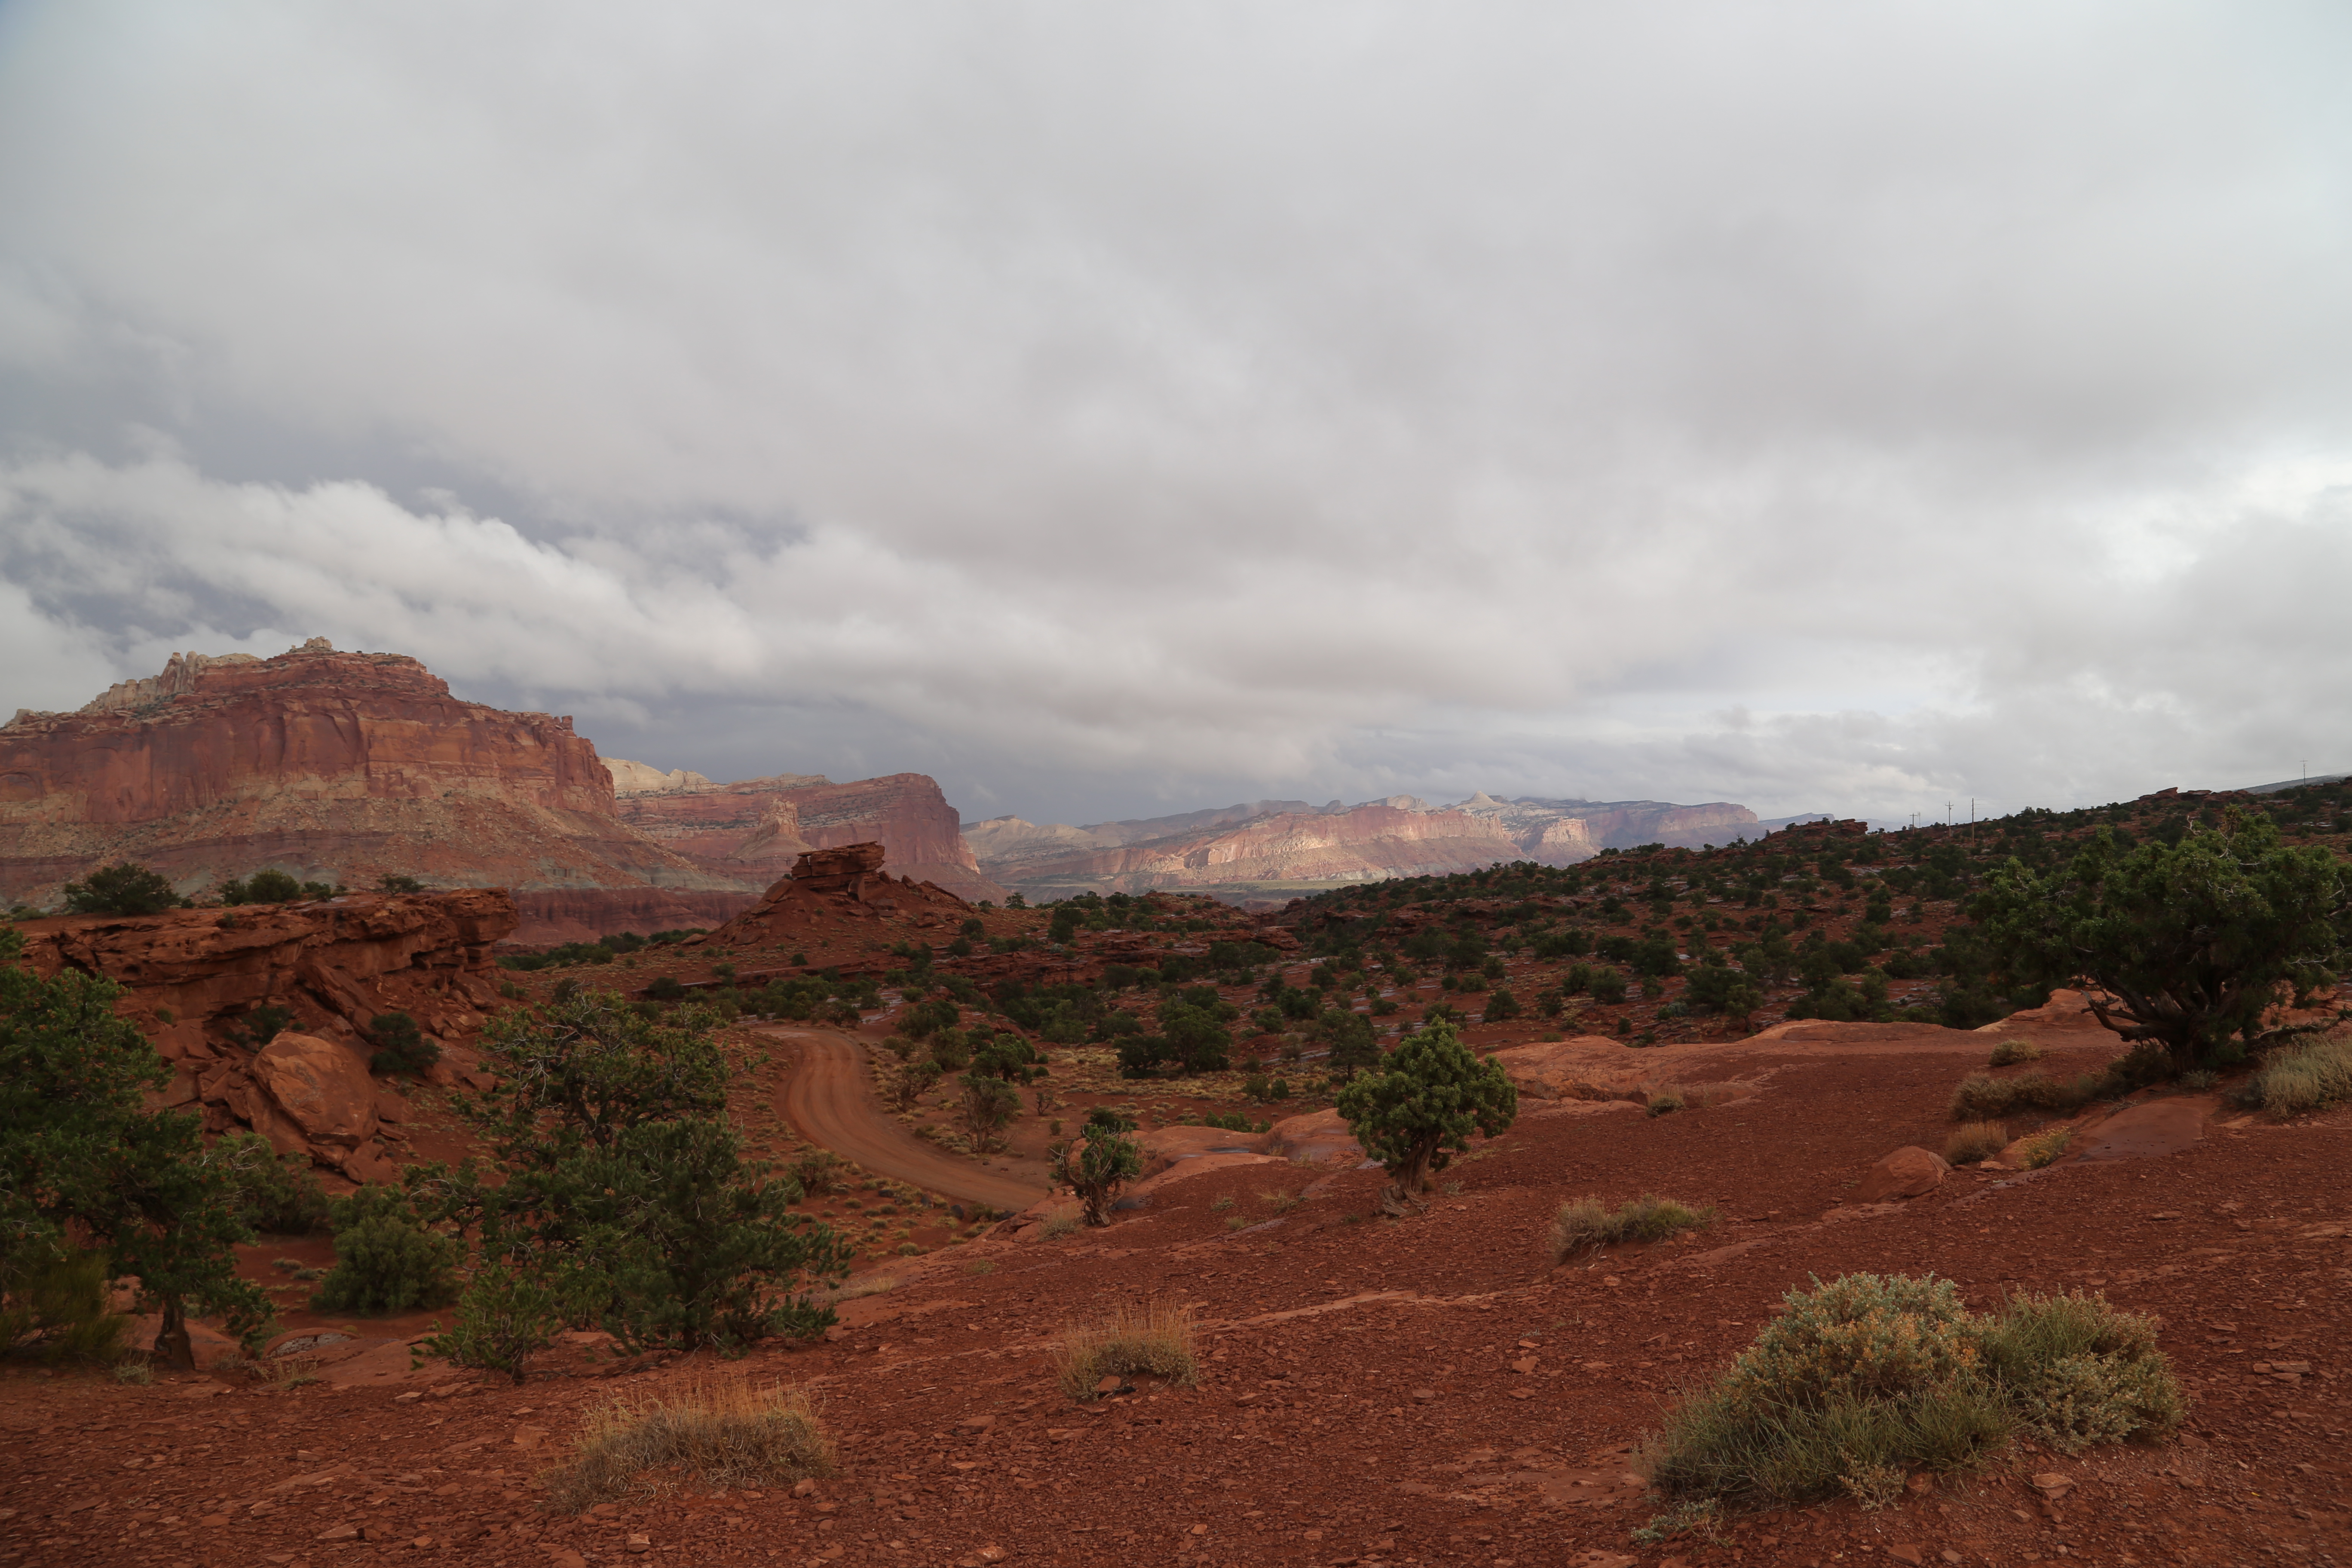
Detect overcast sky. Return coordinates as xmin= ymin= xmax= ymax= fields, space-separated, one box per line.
xmin=3 ymin=3 xmax=2348 ymax=829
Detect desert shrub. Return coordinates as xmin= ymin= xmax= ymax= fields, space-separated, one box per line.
xmin=424 ymin=1261 xmax=570 ymax=1384
xmin=200 ymin=1132 xmax=333 ymax=1236
xmin=1039 ymin=1207 xmax=1081 ymax=1239
xmin=1551 ymin=1194 xmax=1712 ymax=1261
xmin=790 ymin=1149 xmax=847 ymax=1196
xmin=544 ymin=1378 xmax=833 ymax=1511
xmin=1052 ymin=1109 xmax=1143 ymax=1227
xmin=1483 ymin=988 xmax=1522 ymax=1022
xmin=2013 ymin=1127 xmax=2072 ymax=1169
xmin=1646 ymin=1090 xmax=1685 ymax=1117
xmin=0 ymin=1247 xmax=131 ymax=1363
xmin=60 ymin=862 xmax=181 ymax=917
xmin=1050 ymin=1298 xmax=1198 ymax=1400
xmin=309 ymin=1188 xmax=460 ymax=1314
xmin=1589 ymin=968 xmax=1629 ymax=1005
xmin=957 ymin=1072 xmax=1020 ymax=1153
xmin=410 ymin=991 xmax=849 ymax=1371
xmin=1336 ymin=1019 xmax=1517 ymax=1215
xmin=1948 ymin=1071 xmax=2102 ymax=1121
xmin=367 ymin=1011 xmax=442 ymax=1078
xmin=884 ymin=1057 xmax=940 ymax=1112
xmin=377 ymin=873 xmax=425 ymax=894
xmin=928 ymin=1030 xmax=973 ymax=1072
xmin=1987 ymin=1038 xmax=2041 ymax=1067
xmin=644 ymin=975 xmax=686 ymax=1001
xmin=219 ymin=869 xmax=307 ymax=905
xmin=1942 ymin=1121 xmax=2009 ymax=1165
xmin=2243 ymin=1029 xmax=2352 ymax=1120
xmin=1639 ymin=1274 xmax=2180 ymax=1515
xmin=1979 ymin=1290 xmax=2183 ymax=1453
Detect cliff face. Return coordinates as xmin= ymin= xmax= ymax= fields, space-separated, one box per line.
xmin=614 ymin=769 xmax=1005 ymax=903
xmin=0 ymin=640 xmax=744 ymax=911
xmin=981 ymin=801 xmax=1525 ymax=898
xmin=1458 ymin=794 xmax=1761 ymax=861
xmin=11 ymin=889 xmax=518 ymax=1181
xmin=974 ymin=791 xmax=1764 ymax=897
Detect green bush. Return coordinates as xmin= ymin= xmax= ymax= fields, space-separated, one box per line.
xmin=201 ymin=1132 xmax=332 ymax=1235
xmin=367 ymin=1011 xmax=441 ymax=1078
xmin=310 ymin=1188 xmax=460 ymax=1314
xmin=1589 ymin=968 xmax=1629 ymax=1005
xmin=220 ymin=869 xmax=324 ymax=905
xmin=1639 ymin=1274 xmax=2180 ymax=1516
xmin=410 ymin=990 xmax=849 ymax=1370
xmin=1336 ymin=1019 xmax=1516 ymax=1214
xmin=0 ymin=1247 xmax=131 ymax=1363
xmin=1949 ymin=1071 xmax=2096 ymax=1121
xmin=61 ymin=862 xmax=182 ymax=917
xmin=645 ymin=975 xmax=686 ymax=1001
xmin=2243 ymin=1029 xmax=2352 ymax=1120
xmin=424 ymin=1261 xmax=569 ymax=1384
xmin=1483 ymin=988 xmax=1522 ymax=1022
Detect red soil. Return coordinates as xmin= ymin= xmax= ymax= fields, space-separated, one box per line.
xmin=9 ymin=1029 xmax=2349 ymax=1568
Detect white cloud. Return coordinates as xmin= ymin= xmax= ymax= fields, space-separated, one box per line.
xmin=1 ymin=2 xmax=2350 ymax=821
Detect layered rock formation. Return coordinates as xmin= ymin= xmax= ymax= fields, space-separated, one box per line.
xmin=0 ymin=641 xmax=1004 ymax=938
xmin=971 ymin=800 xmax=1526 ymax=900
xmin=613 ymin=766 xmax=1004 ymax=903
xmin=968 ymin=791 xmax=1764 ymax=900
xmin=0 ymin=640 xmax=747 ymax=922
xmin=11 ymin=888 xmax=517 ymax=1179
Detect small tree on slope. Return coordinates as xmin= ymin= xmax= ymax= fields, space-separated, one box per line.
xmin=1053 ymin=1108 xmax=1143 ymax=1227
xmin=1974 ymin=809 xmax=2350 ymax=1074
xmin=1336 ymin=1018 xmax=1517 ymax=1216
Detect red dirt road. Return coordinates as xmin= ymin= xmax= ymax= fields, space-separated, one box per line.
xmin=761 ymin=1024 xmax=1048 ymax=1213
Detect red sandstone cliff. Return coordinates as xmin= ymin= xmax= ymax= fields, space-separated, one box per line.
xmin=11 ymin=888 xmax=518 ymax=1181
xmin=612 ymin=768 xmax=1006 ymax=903
xmin=0 ymin=640 xmax=748 ymax=917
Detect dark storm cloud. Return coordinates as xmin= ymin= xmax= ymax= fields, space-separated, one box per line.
xmin=2 ymin=2 xmax=2348 ymax=824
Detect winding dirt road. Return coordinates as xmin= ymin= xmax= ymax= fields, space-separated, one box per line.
xmin=760 ymin=1026 xmax=1049 ymax=1213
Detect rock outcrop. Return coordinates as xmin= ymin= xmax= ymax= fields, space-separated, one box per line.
xmin=615 ymin=769 xmax=1004 ymax=903
xmin=11 ymin=888 xmax=516 ymax=1176
xmin=0 ymin=640 xmax=746 ymax=915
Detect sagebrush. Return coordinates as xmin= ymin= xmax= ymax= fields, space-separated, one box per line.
xmin=1551 ymin=1194 xmax=1712 ymax=1262
xmin=1640 ymin=1274 xmax=2181 ymax=1515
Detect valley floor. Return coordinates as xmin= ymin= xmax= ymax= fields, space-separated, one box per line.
xmin=6 ymin=1032 xmax=2350 ymax=1568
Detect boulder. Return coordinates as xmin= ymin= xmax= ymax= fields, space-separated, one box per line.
xmin=251 ymin=1033 xmax=380 ymax=1152
xmin=1856 ymin=1146 xmax=1949 ymax=1202
xmin=1264 ymin=1108 xmax=1362 ymax=1164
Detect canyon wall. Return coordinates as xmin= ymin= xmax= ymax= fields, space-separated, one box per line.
xmin=977 ymin=801 xmax=1525 ymax=899
xmin=614 ymin=766 xmax=1005 ymax=903
xmin=973 ymin=791 xmax=1763 ymax=899
xmin=0 ymin=640 xmax=744 ymax=918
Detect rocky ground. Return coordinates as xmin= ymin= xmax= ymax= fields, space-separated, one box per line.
xmin=7 ymin=1014 xmax=2350 ymax=1568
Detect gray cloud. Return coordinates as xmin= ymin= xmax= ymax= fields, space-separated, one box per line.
xmin=3 ymin=1 xmax=2349 ymax=826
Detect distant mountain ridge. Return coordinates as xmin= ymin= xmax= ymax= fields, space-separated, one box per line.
xmin=965 ymin=791 xmax=1767 ymax=901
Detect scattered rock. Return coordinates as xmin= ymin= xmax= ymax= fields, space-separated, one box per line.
xmin=1856 ymin=1146 xmax=1950 ymax=1202
xmin=1888 ymin=1546 xmax=1925 ymax=1565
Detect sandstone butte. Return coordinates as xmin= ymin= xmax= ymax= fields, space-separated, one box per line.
xmin=609 ymin=763 xmax=1004 ymax=906
xmin=0 ymin=639 xmax=1005 ymax=939
xmin=965 ymin=792 xmax=1762 ymax=903
xmin=10 ymin=887 xmax=518 ymax=1181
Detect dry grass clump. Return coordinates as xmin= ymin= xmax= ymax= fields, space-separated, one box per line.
xmin=1050 ymin=1298 xmax=1198 ymax=1400
xmin=1942 ymin=1121 xmax=2009 ymax=1165
xmin=2013 ymin=1127 xmax=2073 ymax=1169
xmin=1948 ymin=1071 xmax=2099 ymax=1121
xmin=543 ymin=1378 xmax=834 ymax=1513
xmin=1987 ymin=1038 xmax=2042 ymax=1067
xmin=1551 ymin=1194 xmax=1714 ymax=1262
xmin=2245 ymin=1029 xmax=2352 ymax=1121
xmin=1039 ymin=1207 xmax=1082 ymax=1239
xmin=1638 ymin=1274 xmax=2180 ymax=1521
